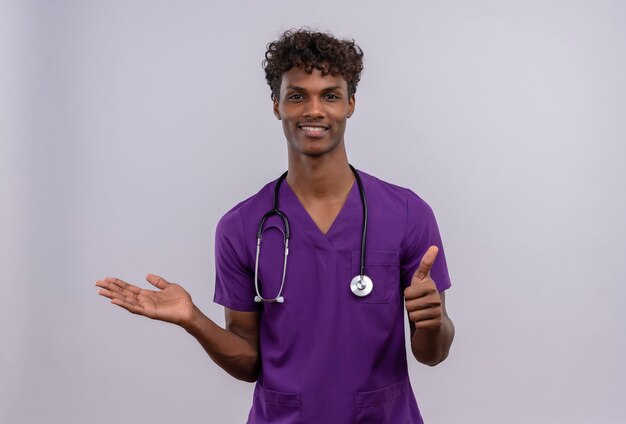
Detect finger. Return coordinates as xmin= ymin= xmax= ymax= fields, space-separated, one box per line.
xmin=413 ymin=318 xmax=443 ymax=331
xmin=146 ymin=274 xmax=170 ymax=290
xmin=97 ymin=287 xmax=128 ymax=302
xmin=111 ymin=297 xmax=144 ymax=315
xmin=95 ymin=279 xmax=125 ymax=294
xmin=405 ymin=296 xmax=442 ymax=313
xmin=408 ymin=308 xmax=442 ymax=323
xmin=100 ymin=286 xmax=142 ymax=308
xmin=404 ymin=277 xmax=437 ymax=299
xmin=413 ymin=246 xmax=439 ymax=282
xmin=96 ymin=281 xmax=141 ymax=306
xmin=100 ymin=277 xmax=142 ymax=295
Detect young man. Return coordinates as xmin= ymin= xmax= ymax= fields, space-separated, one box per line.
xmin=96 ymin=28 xmax=454 ymax=423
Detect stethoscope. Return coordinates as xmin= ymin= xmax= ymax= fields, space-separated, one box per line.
xmin=254 ymin=164 xmax=373 ymax=303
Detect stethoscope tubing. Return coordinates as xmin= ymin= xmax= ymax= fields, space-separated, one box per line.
xmin=351 ymin=164 xmax=368 ymax=279
xmin=254 ymin=165 xmax=369 ymax=303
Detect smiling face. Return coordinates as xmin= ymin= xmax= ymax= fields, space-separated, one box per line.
xmin=273 ymin=67 xmax=355 ymax=159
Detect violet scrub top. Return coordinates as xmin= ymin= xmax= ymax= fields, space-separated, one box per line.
xmin=213 ymin=171 xmax=452 ymax=424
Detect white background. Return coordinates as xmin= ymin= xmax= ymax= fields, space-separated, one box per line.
xmin=1 ymin=1 xmax=625 ymax=423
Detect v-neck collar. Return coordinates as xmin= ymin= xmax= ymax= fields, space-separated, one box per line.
xmin=281 ymin=177 xmax=359 ymax=249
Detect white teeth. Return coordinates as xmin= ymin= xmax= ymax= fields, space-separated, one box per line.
xmin=301 ymin=126 xmax=326 ymax=132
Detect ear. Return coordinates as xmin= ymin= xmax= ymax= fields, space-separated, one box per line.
xmin=347 ymin=94 xmax=356 ymax=118
xmin=273 ymin=96 xmax=281 ymax=120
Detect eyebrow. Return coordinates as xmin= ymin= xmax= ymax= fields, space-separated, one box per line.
xmin=286 ymin=85 xmax=343 ymax=93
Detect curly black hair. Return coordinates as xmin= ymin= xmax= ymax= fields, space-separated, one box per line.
xmin=263 ymin=28 xmax=364 ymax=100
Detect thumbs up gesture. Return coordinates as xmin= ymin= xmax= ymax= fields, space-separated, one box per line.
xmin=404 ymin=246 xmax=442 ymax=331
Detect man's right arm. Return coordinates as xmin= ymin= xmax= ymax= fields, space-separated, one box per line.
xmin=96 ymin=274 xmax=260 ymax=383
xmin=183 ymin=306 xmax=260 ymax=382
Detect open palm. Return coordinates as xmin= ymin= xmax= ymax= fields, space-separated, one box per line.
xmin=96 ymin=274 xmax=194 ymax=326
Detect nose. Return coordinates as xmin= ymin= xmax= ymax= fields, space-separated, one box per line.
xmin=302 ymin=97 xmax=325 ymax=119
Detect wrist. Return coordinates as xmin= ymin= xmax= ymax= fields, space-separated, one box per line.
xmin=411 ymin=316 xmax=453 ymax=365
xmin=181 ymin=305 xmax=203 ymax=333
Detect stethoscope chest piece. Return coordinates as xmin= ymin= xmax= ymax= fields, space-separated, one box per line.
xmin=350 ymin=275 xmax=373 ymax=297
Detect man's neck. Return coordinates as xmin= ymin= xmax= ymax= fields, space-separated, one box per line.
xmin=286 ymin=151 xmax=354 ymax=200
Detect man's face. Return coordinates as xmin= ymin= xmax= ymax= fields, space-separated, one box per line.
xmin=273 ymin=67 xmax=355 ymax=158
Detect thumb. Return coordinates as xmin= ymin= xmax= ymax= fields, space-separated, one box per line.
xmin=412 ymin=246 xmax=439 ymax=282
xmin=145 ymin=274 xmax=171 ymax=290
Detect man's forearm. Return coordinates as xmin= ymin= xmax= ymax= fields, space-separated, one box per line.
xmin=182 ymin=306 xmax=260 ymax=382
xmin=411 ymin=315 xmax=455 ymax=366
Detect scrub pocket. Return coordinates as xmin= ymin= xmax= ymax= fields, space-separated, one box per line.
xmin=252 ymin=383 xmax=301 ymax=424
xmin=354 ymin=379 xmax=409 ymax=423
xmin=351 ymin=250 xmax=400 ymax=304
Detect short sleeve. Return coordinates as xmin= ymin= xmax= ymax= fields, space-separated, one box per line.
xmin=400 ymin=191 xmax=452 ymax=292
xmin=213 ymin=209 xmax=260 ymax=312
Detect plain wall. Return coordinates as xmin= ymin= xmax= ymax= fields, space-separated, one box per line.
xmin=1 ymin=0 xmax=625 ymax=423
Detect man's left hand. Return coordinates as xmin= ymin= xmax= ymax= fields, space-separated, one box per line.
xmin=404 ymin=245 xmax=442 ymax=331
